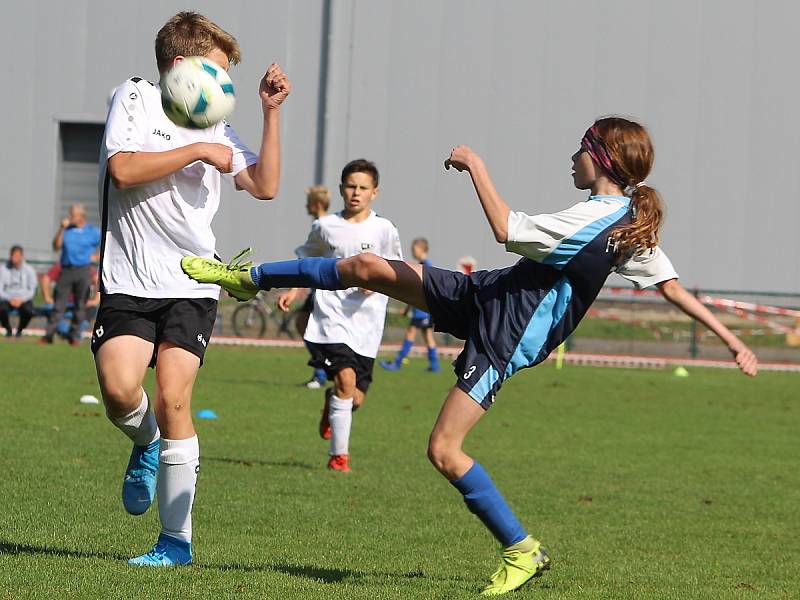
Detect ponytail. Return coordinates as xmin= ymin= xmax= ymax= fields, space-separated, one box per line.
xmin=588 ymin=117 xmax=664 ymax=256
xmin=612 ymin=184 xmax=664 ymax=255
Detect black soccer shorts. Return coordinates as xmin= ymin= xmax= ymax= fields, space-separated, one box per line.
xmin=90 ymin=293 xmax=217 ymax=367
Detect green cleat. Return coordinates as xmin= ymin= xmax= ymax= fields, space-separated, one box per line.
xmin=181 ymin=248 xmax=259 ymax=302
xmin=480 ymin=537 xmax=551 ymax=596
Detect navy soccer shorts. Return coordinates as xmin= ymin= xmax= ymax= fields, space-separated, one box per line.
xmin=422 ymin=260 xmax=564 ymax=409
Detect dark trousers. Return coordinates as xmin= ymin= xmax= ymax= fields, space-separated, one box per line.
xmin=0 ymin=300 xmax=35 ymax=334
xmin=45 ymin=265 xmax=92 ymax=339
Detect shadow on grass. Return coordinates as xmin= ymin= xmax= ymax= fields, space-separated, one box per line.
xmin=0 ymin=540 xmax=129 ymax=562
xmin=0 ymin=539 xmax=466 ymax=584
xmin=204 ymin=456 xmax=315 ymax=470
xmin=212 ymin=562 xmax=353 ymax=582
xmin=194 ymin=561 xmax=465 ymax=584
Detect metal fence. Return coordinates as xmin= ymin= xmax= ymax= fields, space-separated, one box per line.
xmin=21 ymin=260 xmax=800 ymax=365
xmin=565 ymin=287 xmax=800 ymax=364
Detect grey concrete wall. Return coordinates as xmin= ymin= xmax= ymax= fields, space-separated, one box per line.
xmin=1 ymin=0 xmax=328 ymax=269
xmin=2 ymin=0 xmax=798 ymax=293
xmin=321 ymin=0 xmax=800 ymax=293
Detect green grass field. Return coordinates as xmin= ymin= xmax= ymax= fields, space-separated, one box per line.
xmin=0 ymin=341 xmax=797 ymax=599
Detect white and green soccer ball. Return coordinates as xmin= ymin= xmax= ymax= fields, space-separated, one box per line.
xmin=160 ymin=56 xmax=235 ymax=129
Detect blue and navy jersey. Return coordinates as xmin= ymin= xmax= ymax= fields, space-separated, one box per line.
xmin=425 ymin=195 xmax=678 ymax=408
xmin=500 ymin=195 xmax=677 ymax=373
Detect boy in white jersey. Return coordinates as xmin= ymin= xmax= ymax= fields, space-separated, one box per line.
xmin=277 ymin=160 xmax=402 ymax=472
xmin=91 ymin=12 xmax=290 ymax=566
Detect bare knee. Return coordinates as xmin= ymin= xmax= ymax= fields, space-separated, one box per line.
xmin=334 ymin=369 xmax=357 ymax=399
xmin=100 ymin=382 xmax=142 ymax=417
xmin=341 ymin=253 xmax=383 ymax=286
xmin=154 ymin=390 xmax=192 ymax=425
xmin=427 ymin=432 xmax=461 ymax=478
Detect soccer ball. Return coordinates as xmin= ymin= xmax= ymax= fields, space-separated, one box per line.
xmin=160 ymin=56 xmax=236 ymax=129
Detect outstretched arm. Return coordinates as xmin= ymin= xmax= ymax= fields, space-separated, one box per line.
xmin=445 ymin=146 xmax=510 ymax=243
xmin=234 ymin=63 xmax=291 ymax=200
xmin=657 ymin=278 xmax=758 ymax=376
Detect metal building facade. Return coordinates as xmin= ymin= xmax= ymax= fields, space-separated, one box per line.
xmin=2 ymin=0 xmax=798 ymax=293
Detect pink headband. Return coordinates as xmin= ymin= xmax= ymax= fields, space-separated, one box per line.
xmin=581 ymin=125 xmax=628 ymax=188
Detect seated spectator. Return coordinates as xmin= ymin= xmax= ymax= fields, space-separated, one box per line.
xmin=0 ymin=245 xmax=38 ymax=337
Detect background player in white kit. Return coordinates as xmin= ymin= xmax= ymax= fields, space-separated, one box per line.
xmin=91 ymin=12 xmax=290 ymax=566
xmin=277 ymin=160 xmax=402 ymax=472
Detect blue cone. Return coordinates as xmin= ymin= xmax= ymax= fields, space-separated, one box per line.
xmin=197 ymin=409 xmax=218 ymax=420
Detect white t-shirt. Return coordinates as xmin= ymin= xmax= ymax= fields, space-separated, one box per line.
xmin=98 ymin=77 xmax=258 ymax=299
xmin=505 ymin=195 xmax=678 ymax=289
xmin=296 ymin=211 xmax=403 ymax=358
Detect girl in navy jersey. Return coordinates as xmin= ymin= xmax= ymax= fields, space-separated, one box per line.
xmin=183 ymin=116 xmax=757 ymax=595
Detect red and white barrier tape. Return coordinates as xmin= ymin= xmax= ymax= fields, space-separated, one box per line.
xmin=599 ymin=287 xmax=800 ymax=335
xmin=697 ymin=295 xmax=800 ymax=318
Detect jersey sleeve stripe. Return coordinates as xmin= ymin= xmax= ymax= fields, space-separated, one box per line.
xmin=541 ymin=206 xmax=629 ymax=268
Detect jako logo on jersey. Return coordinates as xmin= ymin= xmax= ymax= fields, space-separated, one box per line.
xmin=196 ymin=333 xmax=207 ymax=347
xmin=360 ymin=243 xmax=374 ymax=251
xmin=95 ymin=325 xmax=104 ymax=338
xmin=463 ymin=365 xmax=477 ymax=379
xmin=152 ymin=128 xmax=171 ymax=141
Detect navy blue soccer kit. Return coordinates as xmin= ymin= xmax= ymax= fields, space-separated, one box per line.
xmin=422 ymin=195 xmax=678 ymax=408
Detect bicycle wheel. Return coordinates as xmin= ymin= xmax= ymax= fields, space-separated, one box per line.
xmin=232 ymin=302 xmax=267 ymax=338
xmin=275 ymin=310 xmax=297 ymax=339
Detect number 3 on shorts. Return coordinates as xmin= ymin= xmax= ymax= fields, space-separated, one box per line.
xmin=463 ymin=365 xmax=477 ymax=380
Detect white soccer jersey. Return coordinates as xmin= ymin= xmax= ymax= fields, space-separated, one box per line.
xmin=296 ymin=211 xmax=403 ymax=358
xmin=506 ymin=195 xmax=678 ymax=289
xmin=98 ymin=77 xmax=258 ymax=299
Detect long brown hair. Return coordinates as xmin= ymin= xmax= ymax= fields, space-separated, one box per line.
xmin=593 ymin=117 xmax=663 ymax=254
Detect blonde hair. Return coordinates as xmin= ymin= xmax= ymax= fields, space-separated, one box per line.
xmin=306 ymin=185 xmax=331 ymax=211
xmin=155 ymin=12 xmax=241 ymax=74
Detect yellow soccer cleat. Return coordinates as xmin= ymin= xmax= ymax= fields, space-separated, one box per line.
xmin=481 ymin=537 xmax=551 ymax=596
xmin=181 ymin=248 xmax=259 ymax=302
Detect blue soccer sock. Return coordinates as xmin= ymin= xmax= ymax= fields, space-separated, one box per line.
xmin=395 ymin=339 xmax=413 ymax=364
xmin=313 ymin=368 xmax=327 ymax=383
xmin=427 ymin=346 xmax=439 ymax=371
xmin=450 ymin=461 xmax=527 ymax=547
xmin=250 ymin=258 xmax=343 ymax=290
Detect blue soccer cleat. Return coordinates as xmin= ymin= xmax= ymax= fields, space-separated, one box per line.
xmin=379 ymin=360 xmax=401 ymax=371
xmin=128 ymin=533 xmax=192 ymax=567
xmin=122 ymin=438 xmax=160 ymax=515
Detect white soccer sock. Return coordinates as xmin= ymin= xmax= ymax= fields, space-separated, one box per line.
xmin=328 ymin=395 xmax=353 ymax=456
xmin=108 ymin=389 xmax=160 ymax=446
xmin=157 ymin=436 xmax=200 ymax=543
